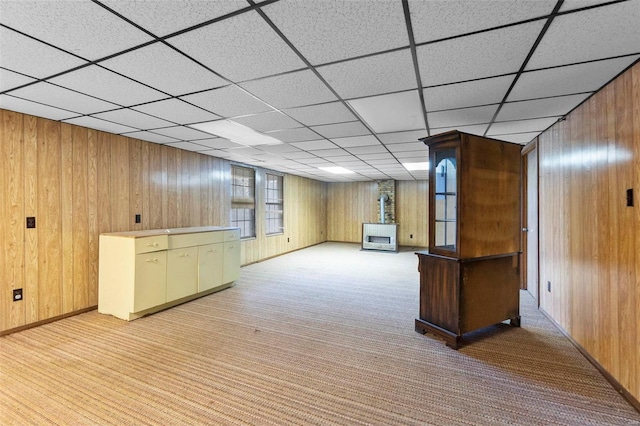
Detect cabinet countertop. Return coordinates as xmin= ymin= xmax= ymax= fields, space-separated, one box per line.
xmin=101 ymin=226 xmax=240 ymax=238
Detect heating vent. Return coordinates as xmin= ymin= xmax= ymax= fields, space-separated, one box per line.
xmin=362 ymin=223 xmax=398 ymax=252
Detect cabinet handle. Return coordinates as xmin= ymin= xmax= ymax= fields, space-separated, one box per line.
xmin=179 ymin=253 xmax=190 ymax=258
xmin=145 ymin=258 xmax=158 ymax=263
xmin=208 ymin=249 xmax=214 ymax=253
xmin=147 ymin=243 xmax=159 ymax=247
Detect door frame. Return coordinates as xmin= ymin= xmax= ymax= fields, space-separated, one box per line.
xmin=521 ymin=139 xmax=540 ymax=304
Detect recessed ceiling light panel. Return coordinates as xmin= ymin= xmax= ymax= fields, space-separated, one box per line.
xmin=347 ymin=90 xmax=425 ymax=133
xmin=190 ymin=120 xmax=282 ymax=146
xmin=402 ymin=162 xmax=430 ymax=171
xmin=318 ymin=166 xmax=355 ymax=174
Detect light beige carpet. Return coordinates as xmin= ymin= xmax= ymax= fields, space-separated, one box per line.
xmin=1 ymin=242 xmax=638 ymax=425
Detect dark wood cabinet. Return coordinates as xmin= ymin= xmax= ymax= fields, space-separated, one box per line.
xmin=415 ymin=131 xmax=522 ymax=349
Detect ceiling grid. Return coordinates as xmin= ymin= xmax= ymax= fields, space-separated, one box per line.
xmin=1 ymin=0 xmax=638 ymax=182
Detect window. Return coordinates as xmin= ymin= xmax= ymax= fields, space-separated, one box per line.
xmin=231 ymin=165 xmax=255 ymax=238
xmin=265 ymin=173 xmax=283 ymax=235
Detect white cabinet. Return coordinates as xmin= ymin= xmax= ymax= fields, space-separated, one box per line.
xmin=198 ymin=243 xmax=224 ymax=291
xmin=99 ymin=226 xmax=240 ymax=321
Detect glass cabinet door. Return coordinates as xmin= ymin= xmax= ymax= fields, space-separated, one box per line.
xmin=433 ymin=149 xmax=457 ymax=251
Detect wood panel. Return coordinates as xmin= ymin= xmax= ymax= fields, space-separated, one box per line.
xmin=537 ymin=61 xmax=640 ymax=403
xmin=0 ymin=109 xmax=330 ymax=334
xmin=326 ymin=182 xmax=377 ymax=243
xmin=396 ymin=180 xmax=428 ymax=247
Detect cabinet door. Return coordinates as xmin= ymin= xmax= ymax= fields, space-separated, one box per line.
xmin=166 ymin=246 xmax=198 ymax=302
xmin=133 ymin=252 xmax=167 ymax=312
xmin=223 ymin=241 xmax=240 ymax=284
xmin=198 ymin=243 xmax=224 ymax=291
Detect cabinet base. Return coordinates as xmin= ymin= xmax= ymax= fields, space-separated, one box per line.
xmin=415 ymin=318 xmax=461 ymax=349
xmin=415 ymin=316 xmax=521 ymax=350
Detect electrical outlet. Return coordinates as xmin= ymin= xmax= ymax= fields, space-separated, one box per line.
xmin=627 ymin=188 xmax=634 ymax=207
xmin=13 ymin=288 xmax=23 ymax=301
xmin=287 ymin=237 xmax=290 ymax=242
xmin=135 ymin=214 xmax=141 ymax=224
xmin=547 ymin=281 xmax=551 ymax=292
xmin=26 ymin=217 xmax=36 ymax=228
xmin=410 ymin=234 xmax=413 ymax=239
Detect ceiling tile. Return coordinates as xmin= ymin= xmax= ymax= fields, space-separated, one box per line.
xmin=122 ymin=131 xmax=180 ymax=144
xmin=394 ymin=150 xmax=430 ymax=160
xmin=191 ymin=138 xmax=244 ymax=150
xmin=497 ymin=93 xmax=591 ymax=121
xmin=305 ymin=148 xmax=349 ymax=157
xmin=428 ymin=104 xmax=498 ymax=128
xmin=527 ymin=0 xmax=640 ymax=69
xmin=311 ymin=121 xmax=370 ymax=139
xmin=63 ymin=116 xmax=138 ymax=134
xmin=423 ymin=75 xmax=515 ymax=111
xmin=240 ymin=70 xmax=337 ymax=109
xmin=231 ymin=111 xmax=302 ymax=132
xmin=490 ymin=132 xmax=540 ymax=144
xmin=49 ymin=65 xmax=167 ymax=106
xmin=317 ymin=49 xmax=417 ymax=99
xmin=150 ymin=126 xmax=212 ymax=141
xmin=487 ymin=117 xmax=561 ymax=135
xmin=330 ymin=135 xmax=379 ymax=148
xmin=510 ymin=55 xmax=640 ymax=101
xmin=367 ymin=158 xmax=402 ymax=166
xmin=10 ymin=82 xmax=119 ymax=115
xmin=262 ymin=0 xmax=408 ymax=65
xmin=100 ymin=43 xmax=228 ymax=97
xmin=409 ymin=0 xmax=555 ymax=43
xmin=164 ymin=141 xmax=211 ymax=152
xmin=167 ymin=10 xmax=306 ymax=82
xmin=265 ymin=128 xmax=322 ymax=143
xmin=280 ymin=150 xmax=318 ymax=160
xmin=292 ymin=140 xmax=338 ymax=150
xmin=559 ymin=0 xmax=613 ymax=12
xmin=100 ymin=0 xmax=247 ymax=37
xmin=429 ymin=123 xmax=490 ymax=137
xmin=377 ymin=129 xmax=427 ymax=144
xmin=1 ymin=0 xmax=153 ymax=60
xmin=0 ymin=27 xmax=87 ymax=79
xmin=386 ymin=142 xmax=426 ymax=153
xmin=356 ymin=153 xmax=396 ymax=161
xmin=0 ymin=95 xmax=78 ymax=121
xmin=92 ymin=108 xmax=174 ymax=130
xmin=347 ymin=91 xmax=425 ymax=133
xmin=180 ymin=85 xmax=272 ymax=118
xmin=0 ymin=69 xmax=37 ymax=92
xmin=257 ymin=143 xmax=304 ymax=154
xmin=345 ymin=145 xmax=387 ymax=155
xmin=282 ymin=102 xmax=357 ymax=126
xmin=417 ymin=21 xmax=544 ymax=86
xmin=133 ymin=99 xmax=220 ymax=124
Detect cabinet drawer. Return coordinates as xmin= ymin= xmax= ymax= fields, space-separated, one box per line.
xmin=224 ymin=229 xmax=240 ymax=242
xmin=169 ymin=231 xmax=223 ymax=249
xmin=135 ymin=235 xmax=168 ymax=254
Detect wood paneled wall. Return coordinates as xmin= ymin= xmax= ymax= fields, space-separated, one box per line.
xmin=537 ymin=61 xmax=639 ymax=402
xmin=396 ymin=180 xmax=429 ymax=247
xmin=326 ymin=180 xmax=428 ymax=247
xmin=0 ymin=110 xmax=327 ymax=333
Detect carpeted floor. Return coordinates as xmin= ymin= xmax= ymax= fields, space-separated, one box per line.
xmin=1 ymin=242 xmax=638 ymax=425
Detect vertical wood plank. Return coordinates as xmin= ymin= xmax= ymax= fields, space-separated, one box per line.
xmin=110 ymin=135 xmax=130 ymax=232
xmin=130 ymin=138 xmax=143 ymax=231
xmin=23 ymin=114 xmax=39 ymax=323
xmin=37 ymin=117 xmax=62 ymax=320
xmin=1 ymin=110 xmax=25 ymax=329
xmin=87 ymin=129 xmax=99 ymax=306
xmin=148 ymin=142 xmax=164 ymax=229
xmin=96 ymin=131 xmax=112 ymax=235
xmin=71 ymin=125 xmax=89 ymax=310
xmin=60 ymin=124 xmax=74 ymax=314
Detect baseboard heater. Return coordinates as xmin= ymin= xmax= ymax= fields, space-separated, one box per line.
xmin=362 ymin=223 xmax=398 ymax=252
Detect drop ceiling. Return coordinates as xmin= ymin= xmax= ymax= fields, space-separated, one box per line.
xmin=1 ymin=0 xmax=638 ymax=182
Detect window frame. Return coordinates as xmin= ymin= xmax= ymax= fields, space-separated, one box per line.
xmin=230 ymin=165 xmax=256 ymax=239
xmin=265 ymin=172 xmax=284 ymax=236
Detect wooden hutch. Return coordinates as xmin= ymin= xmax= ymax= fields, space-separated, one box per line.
xmin=415 ymin=130 xmax=522 ymax=349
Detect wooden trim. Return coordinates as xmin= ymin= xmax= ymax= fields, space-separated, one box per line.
xmin=521 ymin=137 xmax=538 ymax=156
xmin=539 ymin=307 xmax=640 ymax=414
xmin=0 ymin=306 xmax=97 ymax=336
